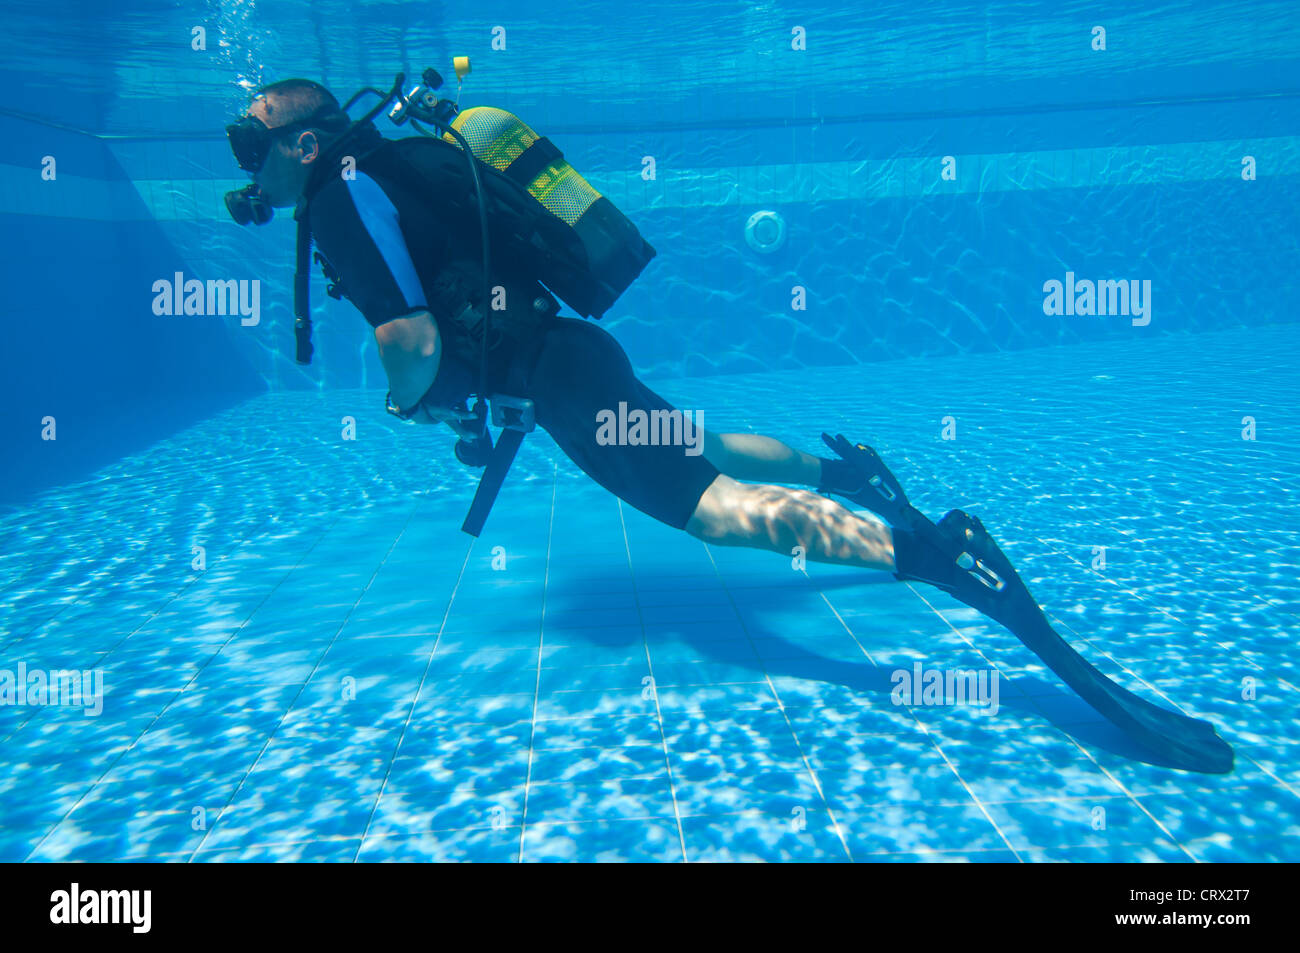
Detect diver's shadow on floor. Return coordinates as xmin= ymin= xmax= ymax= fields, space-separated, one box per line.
xmin=736 ymin=639 xmax=1178 ymax=769
xmin=550 ymin=569 xmax=1194 ymax=773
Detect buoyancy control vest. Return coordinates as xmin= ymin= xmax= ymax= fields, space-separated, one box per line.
xmin=287 ymin=72 xmax=657 ymax=538
xmin=308 ymin=132 xmax=566 ymax=389
xmin=299 ymin=107 xmax=656 ymax=378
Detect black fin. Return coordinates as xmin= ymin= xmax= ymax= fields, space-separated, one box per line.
xmin=818 ymin=434 xmax=1235 ymax=773
xmin=935 ymin=509 xmax=1234 ymax=774
xmin=820 ymin=433 xmax=920 ymax=528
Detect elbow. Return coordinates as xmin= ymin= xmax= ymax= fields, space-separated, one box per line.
xmin=376 ymin=311 xmax=444 ymax=409
xmin=376 ymin=310 xmax=440 ymax=362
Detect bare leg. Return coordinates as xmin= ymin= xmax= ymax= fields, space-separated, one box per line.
xmin=685 ymin=474 xmax=896 ymax=571
xmin=702 ymin=431 xmax=823 ymax=486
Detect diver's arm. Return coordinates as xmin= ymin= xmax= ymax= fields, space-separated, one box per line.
xmin=309 ymin=176 xmax=450 ymax=425
xmin=375 ymin=310 xmax=441 ymax=415
xmin=375 ymin=311 xmax=478 ymax=436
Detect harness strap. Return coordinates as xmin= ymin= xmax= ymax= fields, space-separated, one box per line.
xmin=460 ymin=328 xmax=549 ymax=538
xmin=461 ymin=428 xmax=526 ymax=538
xmin=503 ymin=136 xmax=562 ymax=191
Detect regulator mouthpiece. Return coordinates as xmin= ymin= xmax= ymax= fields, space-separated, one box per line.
xmin=224 ymin=183 xmax=273 ymax=226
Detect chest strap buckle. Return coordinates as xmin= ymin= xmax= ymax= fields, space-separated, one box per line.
xmin=490 ymin=395 xmax=535 ymax=433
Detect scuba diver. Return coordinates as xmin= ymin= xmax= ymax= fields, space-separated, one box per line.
xmin=222 ymin=69 xmax=1233 ymax=775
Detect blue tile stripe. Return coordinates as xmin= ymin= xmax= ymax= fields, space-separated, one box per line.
xmin=2 ymin=134 xmax=1295 ymax=221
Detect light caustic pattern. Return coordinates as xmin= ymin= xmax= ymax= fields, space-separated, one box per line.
xmin=0 ymin=326 xmax=1296 ymax=861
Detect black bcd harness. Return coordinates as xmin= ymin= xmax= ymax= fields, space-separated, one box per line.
xmin=292 ymin=131 xmax=550 ymax=538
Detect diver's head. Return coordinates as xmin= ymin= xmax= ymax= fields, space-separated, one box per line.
xmin=226 ymin=79 xmax=349 ymax=208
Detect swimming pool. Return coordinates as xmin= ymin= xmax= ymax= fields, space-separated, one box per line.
xmin=1 ymin=1 xmax=1297 ymax=862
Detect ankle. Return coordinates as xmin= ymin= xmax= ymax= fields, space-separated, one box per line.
xmin=817 ymin=456 xmax=857 ymax=493
xmin=891 ymin=525 xmax=956 ymax=587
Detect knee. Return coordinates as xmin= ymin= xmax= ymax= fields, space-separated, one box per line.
xmin=700 ymin=430 xmax=730 ymax=473
xmin=683 ymin=477 xmax=805 ymax=546
xmin=688 ymin=481 xmax=839 ymax=551
xmin=683 ymin=474 xmax=736 ymax=542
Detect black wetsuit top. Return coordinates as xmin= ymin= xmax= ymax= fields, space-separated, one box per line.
xmin=305 ymin=132 xmax=720 ymax=530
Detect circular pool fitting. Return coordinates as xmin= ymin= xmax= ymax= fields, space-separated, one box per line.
xmin=744 ymin=209 xmax=787 ymax=254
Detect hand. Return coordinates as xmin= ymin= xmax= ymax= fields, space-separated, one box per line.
xmin=414 ymin=402 xmax=482 ymax=440
xmin=444 ymin=412 xmax=485 ymax=442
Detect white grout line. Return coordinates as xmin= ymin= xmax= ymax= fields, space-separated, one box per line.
xmin=700 ymin=545 xmax=856 ymax=861
xmin=1016 ymin=541 xmax=1300 ymax=825
xmin=1022 ymin=528 xmax=1299 ymax=696
xmin=987 ymin=457 xmax=1300 ymax=805
xmin=954 ymin=453 xmax=1293 ymax=686
xmin=814 ymin=580 xmax=1026 ymax=862
xmin=896 ymin=448 xmax=1300 ymax=856
xmin=899 ymin=580 xmax=1197 ymax=862
xmin=21 ymin=512 xmax=347 ymax=863
xmin=516 ymin=463 xmax=558 ymax=862
xmin=183 ymin=504 xmax=423 ymax=862
xmin=351 ymin=502 xmax=475 ymax=862
xmin=172 ymin=818 xmax=1200 ymax=862
xmin=2 ymin=597 xmax=84 ymax=650
xmin=895 ymin=451 xmax=1205 ymax=860
xmin=616 ymin=500 xmax=689 ymax=863
xmin=951 ymin=463 xmax=1300 ymax=803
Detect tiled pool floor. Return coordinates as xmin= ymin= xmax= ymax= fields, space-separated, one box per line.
xmin=1 ymin=325 xmax=1297 ymax=861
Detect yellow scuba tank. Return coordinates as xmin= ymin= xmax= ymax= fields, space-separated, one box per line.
xmin=445 ymin=107 xmax=597 ymax=224
xmin=440 ymin=105 xmax=656 ymax=319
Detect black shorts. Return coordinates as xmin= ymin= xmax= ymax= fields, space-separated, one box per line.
xmin=510 ymin=318 xmax=719 ymax=530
